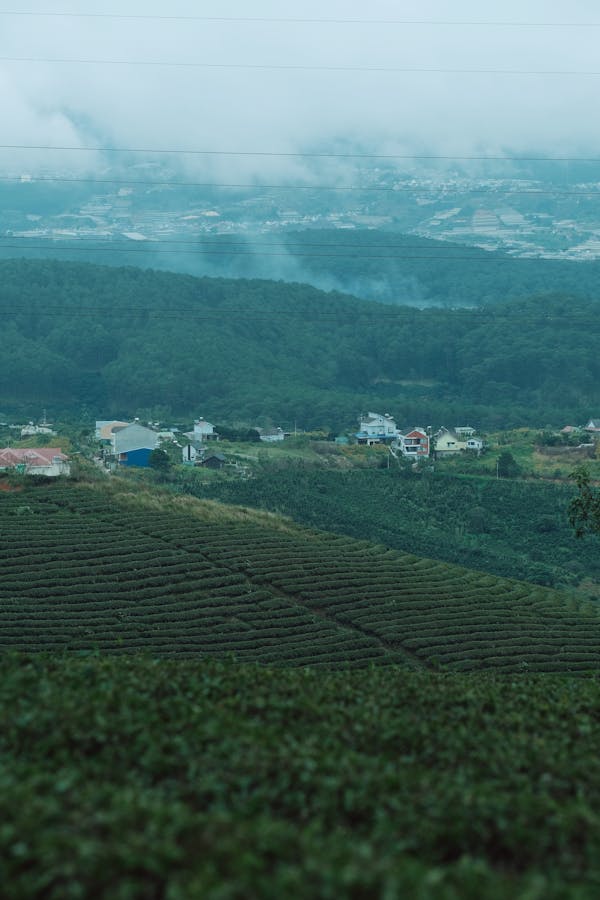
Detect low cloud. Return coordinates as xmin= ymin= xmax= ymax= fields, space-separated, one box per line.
xmin=0 ymin=0 xmax=598 ymax=181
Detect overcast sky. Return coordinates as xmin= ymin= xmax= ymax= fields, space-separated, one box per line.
xmin=1 ymin=1 xmax=599 ymax=179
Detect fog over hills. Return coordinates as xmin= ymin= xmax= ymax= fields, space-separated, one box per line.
xmin=2 ymin=1 xmax=600 ymax=279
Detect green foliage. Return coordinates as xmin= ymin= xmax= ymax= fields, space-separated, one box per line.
xmin=496 ymin=451 xmax=520 ymax=478
xmin=1 ymin=481 xmax=600 ymax=672
xmin=569 ymin=466 xmax=600 ymax=538
xmin=148 ymin=448 xmax=171 ymax=472
xmin=215 ymin=424 xmax=261 ymax=442
xmin=2 ymin=654 xmax=600 ymax=897
xmin=200 ymin=468 xmax=599 ymax=590
xmin=2 ymin=259 xmax=600 ymax=427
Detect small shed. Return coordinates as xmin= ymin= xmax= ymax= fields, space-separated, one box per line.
xmin=257 ymin=427 xmax=287 ymax=443
xmin=201 ymin=453 xmax=226 ymax=470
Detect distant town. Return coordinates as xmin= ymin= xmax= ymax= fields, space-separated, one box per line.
xmin=3 ymin=161 xmax=600 ymax=261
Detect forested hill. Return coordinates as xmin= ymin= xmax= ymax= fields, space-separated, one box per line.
xmin=267 ymin=230 xmax=600 ymax=307
xmin=4 ymin=231 xmax=600 ymax=308
xmin=1 ymin=258 xmax=599 ymax=427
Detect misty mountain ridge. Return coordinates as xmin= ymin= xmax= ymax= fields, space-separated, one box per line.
xmin=3 ymin=151 xmax=600 ymax=307
xmin=1 ymin=258 xmax=599 ymax=429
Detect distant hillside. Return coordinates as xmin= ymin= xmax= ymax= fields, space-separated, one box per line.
xmin=1 ymin=258 xmax=600 ymax=426
xmin=227 ymin=230 xmax=600 ymax=307
xmin=4 ymin=229 xmax=600 ymax=307
xmin=1 ymin=479 xmax=600 ymax=673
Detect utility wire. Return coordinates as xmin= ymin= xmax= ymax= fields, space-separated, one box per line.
xmin=0 ymin=235 xmax=526 ymax=252
xmin=1 ymin=55 xmax=598 ymax=76
xmin=0 ymin=11 xmax=598 ymax=27
xmin=0 ymin=302 xmax=597 ymax=325
xmin=1 ymin=144 xmax=598 ymax=163
xmin=2 ymin=173 xmax=598 ymax=197
xmin=0 ymin=243 xmax=585 ymax=262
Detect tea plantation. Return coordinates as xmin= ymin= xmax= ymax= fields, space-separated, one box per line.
xmin=3 ymin=654 xmax=600 ymax=898
xmin=4 ymin=480 xmax=600 ymax=897
xmin=1 ymin=480 xmax=600 ymax=672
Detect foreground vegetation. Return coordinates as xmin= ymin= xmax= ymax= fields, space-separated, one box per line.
xmin=4 ymin=476 xmax=600 ymax=896
xmin=3 ymin=653 xmax=600 ymax=898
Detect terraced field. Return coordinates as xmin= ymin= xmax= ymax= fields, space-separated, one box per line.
xmin=1 ymin=481 xmax=599 ymax=671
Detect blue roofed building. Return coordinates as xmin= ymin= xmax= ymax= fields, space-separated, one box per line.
xmin=112 ymin=423 xmax=160 ymax=467
xmin=355 ymin=412 xmax=400 ymax=445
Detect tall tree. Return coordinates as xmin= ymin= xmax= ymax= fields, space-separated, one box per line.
xmin=569 ymin=467 xmax=600 ymax=537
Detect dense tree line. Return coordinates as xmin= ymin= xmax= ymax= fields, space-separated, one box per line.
xmin=1 ymin=258 xmax=599 ymax=427
xmin=280 ymin=230 xmax=600 ymax=307
xmin=7 ymin=229 xmax=600 ymax=308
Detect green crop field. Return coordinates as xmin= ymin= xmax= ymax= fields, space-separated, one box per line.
xmin=1 ymin=479 xmax=600 ymax=672
xmin=198 ymin=466 xmax=600 ymax=591
xmin=3 ymin=654 xmax=600 ymax=898
xmin=4 ymin=479 xmax=600 ymax=897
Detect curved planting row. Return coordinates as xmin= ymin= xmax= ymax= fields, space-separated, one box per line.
xmin=2 ymin=484 xmax=600 ymax=671
xmin=0 ymin=485 xmax=406 ymax=667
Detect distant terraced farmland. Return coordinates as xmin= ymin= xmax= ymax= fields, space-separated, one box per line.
xmin=1 ymin=481 xmax=599 ymax=672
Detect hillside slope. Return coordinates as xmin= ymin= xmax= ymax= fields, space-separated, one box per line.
xmin=5 ymin=228 xmax=600 ymax=307
xmin=1 ymin=258 xmax=600 ymax=426
xmin=199 ymin=467 xmax=600 ymax=591
xmin=1 ymin=479 xmax=599 ymax=673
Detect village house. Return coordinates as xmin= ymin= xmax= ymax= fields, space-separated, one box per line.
xmin=200 ymin=452 xmax=226 ymax=470
xmin=466 ymin=437 xmax=484 ymax=454
xmin=355 ymin=412 xmax=400 ymax=445
xmin=193 ymin=418 xmax=219 ymax=442
xmin=433 ymin=427 xmax=467 ymax=458
xmin=181 ymin=441 xmax=205 ymax=464
xmin=0 ymin=447 xmax=71 ymax=477
xmin=111 ymin=423 xmax=160 ymax=467
xmin=20 ymin=423 xmax=56 ymax=438
xmin=257 ymin=427 xmax=287 ymax=443
xmin=584 ymin=419 xmax=600 ymax=435
xmin=397 ymin=428 xmax=430 ymax=458
xmin=95 ymin=420 xmax=130 ymax=444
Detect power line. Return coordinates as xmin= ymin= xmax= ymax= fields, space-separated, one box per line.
xmin=0 ymin=11 xmax=598 ymax=27
xmin=0 ymin=242 xmax=587 ymax=263
xmin=2 ymin=143 xmax=597 ymax=164
xmin=0 ymin=302 xmax=597 ymax=325
xmin=2 ymin=173 xmax=599 ymax=197
xmin=0 ymin=235 xmax=527 ymax=253
xmin=1 ymin=55 xmax=598 ymax=76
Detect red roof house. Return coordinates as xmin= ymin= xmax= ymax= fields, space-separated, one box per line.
xmin=0 ymin=448 xmax=71 ymax=477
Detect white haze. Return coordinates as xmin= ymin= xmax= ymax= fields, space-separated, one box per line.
xmin=0 ymin=0 xmax=599 ymax=180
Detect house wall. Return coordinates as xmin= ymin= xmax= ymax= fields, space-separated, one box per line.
xmin=435 ymin=435 xmax=467 ymax=455
xmin=32 ymin=462 xmax=71 ymax=476
xmin=193 ymin=420 xmax=216 ymax=441
xmin=0 ymin=461 xmax=70 ymax=477
xmin=399 ymin=431 xmax=430 ymax=457
xmin=202 ymin=456 xmax=225 ymax=469
xmin=119 ymin=448 xmax=153 ymax=467
xmin=113 ymin=424 xmax=159 ymax=455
